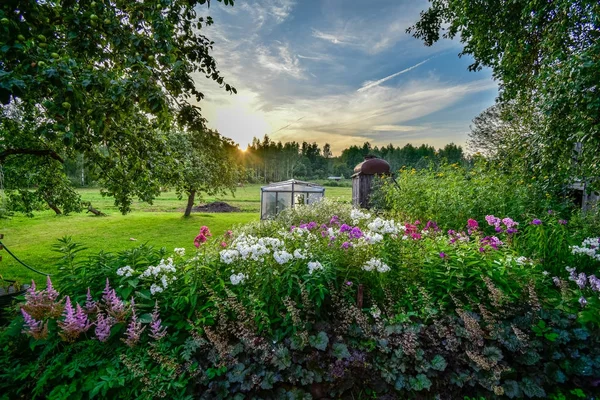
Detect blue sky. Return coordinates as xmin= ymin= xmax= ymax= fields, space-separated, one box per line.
xmin=195 ymin=0 xmax=499 ymax=154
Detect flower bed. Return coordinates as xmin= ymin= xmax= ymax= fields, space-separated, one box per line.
xmin=1 ymin=201 xmax=599 ymax=398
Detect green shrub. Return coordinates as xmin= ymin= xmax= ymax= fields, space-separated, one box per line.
xmin=1 ymin=208 xmax=599 ymax=398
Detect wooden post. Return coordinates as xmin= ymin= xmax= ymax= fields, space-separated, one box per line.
xmin=357 ymin=284 xmax=364 ymax=309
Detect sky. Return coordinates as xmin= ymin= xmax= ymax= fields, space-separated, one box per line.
xmin=193 ymin=0 xmax=499 ymax=155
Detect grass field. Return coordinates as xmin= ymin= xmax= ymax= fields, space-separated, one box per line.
xmin=0 ymin=183 xmax=351 ymax=283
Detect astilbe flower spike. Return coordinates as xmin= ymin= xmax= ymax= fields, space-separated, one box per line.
xmin=21 ymin=308 xmax=48 ymax=339
xmin=58 ymin=296 xmax=91 ymax=342
xmin=94 ymin=312 xmax=114 ymax=342
xmin=22 ymin=276 xmax=63 ymax=319
xmin=102 ymin=278 xmax=127 ymax=322
xmin=123 ymin=298 xmax=145 ymax=347
xmin=149 ymin=300 xmax=167 ymax=340
xmin=85 ymin=287 xmax=98 ymax=313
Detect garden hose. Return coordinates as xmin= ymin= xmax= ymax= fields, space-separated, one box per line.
xmin=0 ymin=240 xmax=52 ymax=276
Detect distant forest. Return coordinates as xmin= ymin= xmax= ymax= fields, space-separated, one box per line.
xmin=241 ymin=135 xmax=465 ymax=183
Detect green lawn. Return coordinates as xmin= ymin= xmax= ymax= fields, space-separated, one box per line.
xmin=0 ymin=183 xmax=351 ymax=283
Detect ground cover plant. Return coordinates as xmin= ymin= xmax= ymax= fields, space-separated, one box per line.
xmin=1 ymin=200 xmax=599 ymax=399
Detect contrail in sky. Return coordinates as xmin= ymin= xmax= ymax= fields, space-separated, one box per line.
xmin=357 ymin=57 xmax=431 ymax=92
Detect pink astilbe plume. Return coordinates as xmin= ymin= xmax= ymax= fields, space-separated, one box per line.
xmin=84 ymin=287 xmax=98 ymax=313
xmin=58 ymin=296 xmax=91 ymax=342
xmin=149 ymin=300 xmax=167 ymax=340
xmin=94 ymin=312 xmax=114 ymax=342
xmin=123 ymin=298 xmax=145 ymax=347
xmin=102 ymin=278 xmax=128 ymax=322
xmin=20 ymin=309 xmax=48 ymax=339
xmin=22 ymin=276 xmax=63 ymax=319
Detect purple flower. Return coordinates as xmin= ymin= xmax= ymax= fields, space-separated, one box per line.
xmin=480 ymin=236 xmax=503 ymax=250
xmin=548 ymin=209 xmax=554 ymax=215
xmin=558 ymin=219 xmax=568 ymax=225
xmin=531 ymin=219 xmax=542 ymax=225
xmin=341 ymin=241 xmax=351 ymax=250
xmin=102 ymin=279 xmax=127 ymax=321
xmin=439 ymin=252 xmax=447 ymax=258
xmin=588 ymin=275 xmax=600 ymax=292
xmin=85 ymin=287 xmax=97 ymax=313
xmin=45 ymin=276 xmax=60 ymax=302
xmin=329 ymin=215 xmax=340 ymax=226
xmin=495 ymin=226 xmax=503 ymax=233
xmin=290 ymin=225 xmax=296 ymax=232
xmin=58 ymin=296 xmax=91 ymax=342
xmin=94 ymin=312 xmax=114 ymax=342
xmin=506 ymin=228 xmax=518 ymax=234
xmin=579 ymin=296 xmax=587 ymax=307
xmin=425 ymin=220 xmax=440 ymax=232
xmin=349 ymin=227 xmax=363 ymax=239
xmin=345 ymin=281 xmax=353 ymax=286
xmin=485 ymin=215 xmax=501 ymax=228
xmin=123 ymin=298 xmax=145 ymax=347
xmin=576 ymin=273 xmax=588 ymax=289
xmin=20 ymin=308 xmax=48 ymax=339
xmin=339 ymin=224 xmax=351 ymax=233
xmin=149 ymin=300 xmax=167 ymax=340
xmin=502 ymin=217 xmax=518 ymax=229
xmin=307 ymin=221 xmax=318 ymax=230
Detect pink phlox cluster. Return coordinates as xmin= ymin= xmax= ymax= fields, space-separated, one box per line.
xmin=20 ymin=308 xmax=48 ymax=339
xmin=58 ymin=296 xmax=91 ymax=342
xmin=466 ymin=219 xmax=479 ymax=235
xmin=102 ymin=278 xmax=128 ymax=322
xmin=94 ymin=312 xmax=115 ymax=342
xmin=22 ymin=276 xmax=63 ymax=319
xmin=194 ymin=225 xmax=212 ymax=248
xmin=149 ymin=300 xmax=167 ymax=340
xmin=448 ymin=230 xmax=470 ymax=244
xmin=123 ymin=298 xmax=145 ymax=347
xmin=502 ymin=217 xmax=519 ymax=234
xmin=479 ymin=236 xmax=503 ymax=251
xmin=405 ymin=222 xmax=421 ymax=240
xmin=84 ymin=287 xmax=98 ymax=313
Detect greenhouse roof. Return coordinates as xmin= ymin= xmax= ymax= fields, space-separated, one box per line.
xmin=261 ymin=179 xmax=324 ymax=193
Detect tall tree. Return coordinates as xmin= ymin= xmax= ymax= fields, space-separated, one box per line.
xmin=409 ymin=0 xmax=600 ymax=183
xmin=0 ymin=0 xmax=236 ymax=213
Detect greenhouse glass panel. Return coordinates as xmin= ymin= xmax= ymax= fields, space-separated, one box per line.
xmin=260 ymin=179 xmax=325 ymax=219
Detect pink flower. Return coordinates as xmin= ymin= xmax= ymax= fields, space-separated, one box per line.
xmin=149 ymin=300 xmax=167 ymax=340
xmin=220 ymin=241 xmax=227 ymax=248
xmin=22 ymin=276 xmax=63 ymax=319
xmin=194 ymin=233 xmax=207 ymax=248
xmin=102 ymin=279 xmax=127 ymax=322
xmin=58 ymin=296 xmax=91 ymax=342
xmin=123 ymin=298 xmax=145 ymax=347
xmin=94 ymin=312 xmax=114 ymax=342
xmin=85 ymin=287 xmax=97 ymax=313
xmin=20 ymin=308 xmax=48 ymax=340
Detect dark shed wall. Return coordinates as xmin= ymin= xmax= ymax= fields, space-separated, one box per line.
xmin=352 ymin=174 xmax=374 ymax=208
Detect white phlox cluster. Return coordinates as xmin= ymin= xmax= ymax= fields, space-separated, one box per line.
xmin=141 ymin=258 xmax=177 ymax=295
xmin=293 ymin=249 xmax=308 ymax=259
xmin=351 ymin=209 xmax=371 ymax=225
xmin=362 ymin=258 xmax=391 ymax=273
xmin=116 ymin=265 xmax=134 ymax=277
xmin=230 ymin=273 xmax=247 ymax=285
xmin=367 ymin=217 xmax=405 ymax=235
xmin=307 ymin=261 xmax=324 ymax=275
xmin=220 ymin=234 xmax=285 ymax=264
xmin=571 ymin=237 xmax=600 ymax=261
xmin=361 ymin=232 xmax=384 ymax=244
xmin=273 ymin=250 xmax=293 ymax=264
xmin=174 ymin=248 xmax=186 ymax=257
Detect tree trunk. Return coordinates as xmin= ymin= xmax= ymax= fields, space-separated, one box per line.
xmin=47 ymin=201 xmax=62 ymax=215
xmin=184 ymin=190 xmax=196 ymax=217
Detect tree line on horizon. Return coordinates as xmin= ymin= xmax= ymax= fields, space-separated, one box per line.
xmin=241 ymin=135 xmax=465 ymax=183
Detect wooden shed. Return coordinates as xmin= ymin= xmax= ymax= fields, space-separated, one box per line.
xmin=352 ymin=155 xmax=390 ymax=208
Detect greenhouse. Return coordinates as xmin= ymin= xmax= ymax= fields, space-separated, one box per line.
xmin=260 ymin=179 xmax=325 ymax=219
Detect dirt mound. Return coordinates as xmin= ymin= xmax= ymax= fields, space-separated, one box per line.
xmin=193 ymin=201 xmax=241 ymax=213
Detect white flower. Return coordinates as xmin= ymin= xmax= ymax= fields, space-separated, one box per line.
xmin=220 ymin=249 xmax=240 ymax=264
xmin=367 ymin=217 xmax=399 ymax=234
xmin=363 ymin=232 xmax=384 ymax=244
xmin=308 ymin=261 xmax=324 ymax=275
xmin=230 ymin=273 xmax=247 ymax=285
xmin=273 ymin=250 xmax=293 ymax=264
xmin=571 ymin=238 xmax=600 ymax=260
xmin=150 ymin=284 xmax=164 ymax=295
xmin=362 ymin=258 xmax=390 ymax=273
xmin=515 ymin=256 xmax=528 ymax=266
xmin=293 ymin=249 xmax=308 ymax=259
xmin=174 ymin=248 xmax=185 ymax=257
xmin=351 ymin=209 xmax=371 ymax=224
xmin=116 ymin=265 xmax=134 ymax=277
